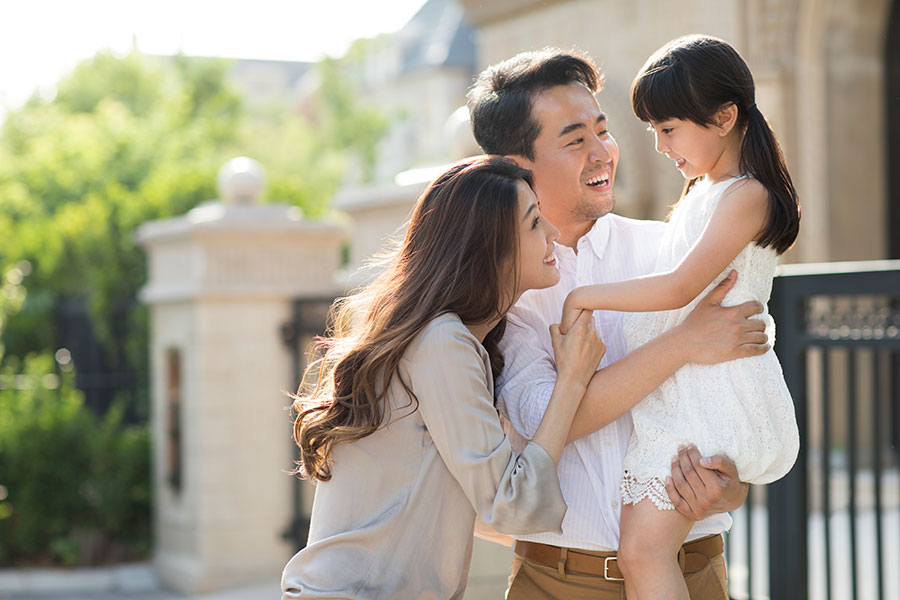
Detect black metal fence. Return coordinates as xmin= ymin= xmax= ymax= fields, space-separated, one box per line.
xmin=727 ymin=260 xmax=900 ymax=600
xmin=56 ymin=299 xmax=144 ymax=422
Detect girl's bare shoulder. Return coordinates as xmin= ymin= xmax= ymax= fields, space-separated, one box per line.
xmin=721 ymin=177 xmax=769 ymax=214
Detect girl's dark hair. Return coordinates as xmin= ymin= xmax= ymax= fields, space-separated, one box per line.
xmin=468 ymin=48 xmax=602 ymax=160
xmin=631 ymin=34 xmax=800 ymax=254
xmin=293 ymin=156 xmax=533 ymax=481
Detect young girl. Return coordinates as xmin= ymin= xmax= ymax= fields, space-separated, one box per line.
xmin=560 ymin=35 xmax=801 ymax=599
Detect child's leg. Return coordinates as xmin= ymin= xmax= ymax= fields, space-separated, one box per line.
xmin=618 ymin=500 xmax=694 ymax=600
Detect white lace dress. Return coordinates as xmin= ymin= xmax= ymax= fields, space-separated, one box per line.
xmin=620 ymin=176 xmax=800 ymax=510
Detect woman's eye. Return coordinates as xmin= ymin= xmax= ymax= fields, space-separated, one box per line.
xmin=661 ymin=128 xmax=673 ymax=134
xmin=568 ymin=138 xmax=584 ymax=146
xmin=531 ymin=216 xmax=540 ymax=229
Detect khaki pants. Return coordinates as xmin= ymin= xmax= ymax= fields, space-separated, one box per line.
xmin=506 ymin=549 xmax=729 ymax=599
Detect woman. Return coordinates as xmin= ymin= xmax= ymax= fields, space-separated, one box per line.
xmin=282 ymin=156 xmax=604 ymax=599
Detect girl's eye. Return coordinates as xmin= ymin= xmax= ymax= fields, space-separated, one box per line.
xmin=531 ymin=216 xmax=540 ymax=229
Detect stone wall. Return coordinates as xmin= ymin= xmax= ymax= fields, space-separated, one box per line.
xmin=460 ymin=0 xmax=895 ymax=262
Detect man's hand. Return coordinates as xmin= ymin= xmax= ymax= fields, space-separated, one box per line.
xmin=678 ymin=270 xmax=769 ymax=364
xmin=666 ymin=444 xmax=748 ymax=520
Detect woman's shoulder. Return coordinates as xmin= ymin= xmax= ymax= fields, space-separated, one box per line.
xmin=405 ymin=313 xmax=484 ymax=362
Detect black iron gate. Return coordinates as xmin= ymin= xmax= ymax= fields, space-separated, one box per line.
xmin=281 ymin=296 xmax=336 ymax=551
xmin=728 ymin=260 xmax=900 ymax=600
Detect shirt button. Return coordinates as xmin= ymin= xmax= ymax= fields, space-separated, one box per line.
xmin=611 ymin=501 xmax=619 ymax=509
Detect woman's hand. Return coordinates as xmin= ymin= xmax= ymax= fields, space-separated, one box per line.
xmin=550 ymin=309 xmax=605 ymax=390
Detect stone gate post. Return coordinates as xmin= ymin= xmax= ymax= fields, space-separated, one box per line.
xmin=136 ymin=158 xmax=345 ymax=593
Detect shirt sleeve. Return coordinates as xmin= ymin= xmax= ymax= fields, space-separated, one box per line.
xmin=404 ymin=320 xmax=566 ymax=535
xmin=495 ymin=304 xmax=560 ymax=439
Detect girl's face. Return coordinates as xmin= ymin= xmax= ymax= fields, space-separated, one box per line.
xmin=514 ymin=180 xmax=560 ymax=297
xmin=648 ymin=116 xmax=737 ymax=182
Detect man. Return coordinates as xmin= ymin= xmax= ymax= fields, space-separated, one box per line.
xmin=468 ymin=50 xmax=769 ymax=598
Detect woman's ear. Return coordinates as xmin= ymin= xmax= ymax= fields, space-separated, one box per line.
xmin=715 ymin=103 xmax=739 ymax=136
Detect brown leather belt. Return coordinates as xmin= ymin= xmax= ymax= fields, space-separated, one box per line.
xmin=514 ymin=534 xmax=724 ymax=581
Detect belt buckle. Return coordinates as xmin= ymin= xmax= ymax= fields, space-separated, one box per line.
xmin=604 ymin=556 xmax=624 ymax=581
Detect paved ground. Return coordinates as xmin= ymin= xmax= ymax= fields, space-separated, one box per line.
xmin=0 ymin=574 xmax=279 ymax=600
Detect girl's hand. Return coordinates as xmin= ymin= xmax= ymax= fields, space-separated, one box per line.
xmin=550 ymin=309 xmax=605 ymax=390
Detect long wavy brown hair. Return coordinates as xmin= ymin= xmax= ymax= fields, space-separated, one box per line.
xmin=293 ymin=156 xmax=534 ymax=481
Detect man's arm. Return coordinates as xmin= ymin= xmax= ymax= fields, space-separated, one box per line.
xmin=495 ymin=304 xmax=561 ymax=440
xmin=565 ymin=271 xmax=768 ymax=443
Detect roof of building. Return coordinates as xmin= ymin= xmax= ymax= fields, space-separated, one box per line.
xmin=396 ymin=0 xmax=476 ymax=74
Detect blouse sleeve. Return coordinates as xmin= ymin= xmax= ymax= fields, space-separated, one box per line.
xmin=402 ymin=319 xmax=566 ymax=535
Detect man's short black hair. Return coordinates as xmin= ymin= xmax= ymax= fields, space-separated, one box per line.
xmin=467 ymin=48 xmax=603 ymax=161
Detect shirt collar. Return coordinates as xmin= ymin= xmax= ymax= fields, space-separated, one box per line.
xmin=576 ymin=216 xmax=612 ymax=261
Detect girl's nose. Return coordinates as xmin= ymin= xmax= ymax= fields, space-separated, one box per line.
xmin=655 ymin=133 xmax=667 ymax=155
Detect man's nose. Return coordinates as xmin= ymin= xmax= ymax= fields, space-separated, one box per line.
xmin=589 ymin=135 xmax=612 ymax=163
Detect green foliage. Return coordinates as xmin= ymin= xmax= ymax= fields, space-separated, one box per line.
xmin=0 ymin=48 xmax=388 ymax=369
xmin=313 ymin=56 xmax=389 ymax=183
xmin=0 ymin=47 xmax=389 ymax=566
xmin=0 ymin=354 xmax=151 ymax=565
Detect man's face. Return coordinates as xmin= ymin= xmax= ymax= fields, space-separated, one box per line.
xmin=512 ymin=83 xmax=619 ymax=240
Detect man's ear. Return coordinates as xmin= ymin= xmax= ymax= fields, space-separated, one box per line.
xmin=715 ymin=103 xmax=739 ymax=136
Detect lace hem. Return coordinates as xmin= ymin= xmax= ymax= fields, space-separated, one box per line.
xmin=620 ymin=471 xmax=674 ymax=511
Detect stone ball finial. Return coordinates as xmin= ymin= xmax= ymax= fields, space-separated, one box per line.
xmin=217 ymin=157 xmax=266 ymax=205
xmin=445 ymin=106 xmax=481 ymax=160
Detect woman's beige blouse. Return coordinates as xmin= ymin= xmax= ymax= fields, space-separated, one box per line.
xmin=281 ymin=313 xmax=567 ymax=599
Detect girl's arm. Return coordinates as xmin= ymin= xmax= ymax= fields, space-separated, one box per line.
xmin=560 ymin=179 xmax=769 ymax=333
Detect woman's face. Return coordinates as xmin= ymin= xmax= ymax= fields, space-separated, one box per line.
xmin=514 ymin=180 xmax=560 ymax=297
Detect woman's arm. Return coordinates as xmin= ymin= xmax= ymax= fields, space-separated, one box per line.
xmin=407 ymin=314 xmax=602 ymax=534
xmin=560 ymin=179 xmax=769 ymax=333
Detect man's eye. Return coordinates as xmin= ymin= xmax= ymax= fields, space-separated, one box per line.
xmin=662 ymin=128 xmax=673 ymax=134
xmin=568 ymin=138 xmax=584 ymax=146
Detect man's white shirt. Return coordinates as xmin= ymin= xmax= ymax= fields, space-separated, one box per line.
xmin=496 ymin=213 xmax=732 ymax=551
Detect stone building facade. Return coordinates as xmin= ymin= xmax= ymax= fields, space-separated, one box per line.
xmin=457 ymin=0 xmax=896 ymax=264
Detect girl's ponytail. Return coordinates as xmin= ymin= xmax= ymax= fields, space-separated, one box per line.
xmin=739 ymin=105 xmax=801 ymax=254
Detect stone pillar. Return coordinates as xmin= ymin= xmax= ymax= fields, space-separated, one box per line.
xmin=136 ymin=158 xmax=345 ymax=594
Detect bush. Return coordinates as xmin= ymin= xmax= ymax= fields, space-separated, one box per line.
xmin=0 ymin=353 xmax=150 ymax=566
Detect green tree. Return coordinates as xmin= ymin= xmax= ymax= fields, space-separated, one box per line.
xmin=0 ymin=48 xmax=387 ymax=372
xmin=0 ymin=47 xmax=390 ymax=567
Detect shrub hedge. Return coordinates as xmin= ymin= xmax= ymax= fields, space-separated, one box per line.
xmin=0 ymin=353 xmax=151 ymax=566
